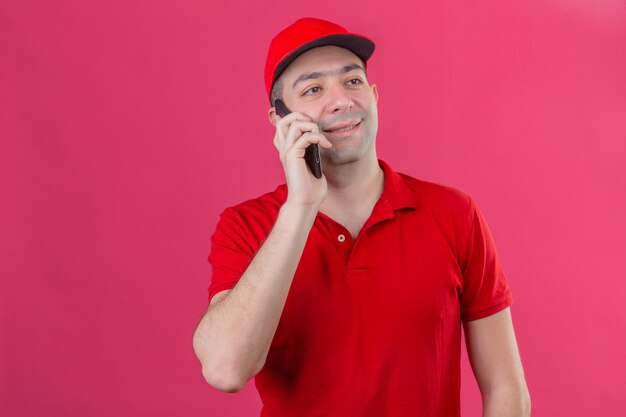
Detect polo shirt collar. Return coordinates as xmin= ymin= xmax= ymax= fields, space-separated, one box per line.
xmin=377 ymin=159 xmax=419 ymax=211
xmin=274 ymin=159 xmax=419 ymax=212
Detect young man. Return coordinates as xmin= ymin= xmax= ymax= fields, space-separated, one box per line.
xmin=193 ymin=17 xmax=530 ymax=417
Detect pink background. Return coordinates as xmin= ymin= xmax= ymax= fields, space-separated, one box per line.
xmin=2 ymin=1 xmax=625 ymax=416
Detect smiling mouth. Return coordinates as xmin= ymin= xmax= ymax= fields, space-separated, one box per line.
xmin=324 ymin=121 xmax=362 ymax=134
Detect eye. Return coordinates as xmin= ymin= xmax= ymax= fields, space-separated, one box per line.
xmin=303 ymin=86 xmax=321 ymax=95
xmin=347 ymin=78 xmax=363 ymax=86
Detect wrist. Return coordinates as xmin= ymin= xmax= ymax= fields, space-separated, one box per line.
xmin=280 ymin=200 xmax=320 ymax=221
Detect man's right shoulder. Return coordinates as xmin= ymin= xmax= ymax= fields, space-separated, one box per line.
xmin=215 ymin=184 xmax=288 ymax=235
xmin=224 ymin=183 xmax=287 ymax=215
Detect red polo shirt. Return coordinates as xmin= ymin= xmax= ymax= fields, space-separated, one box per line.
xmin=207 ymin=159 xmax=512 ymax=417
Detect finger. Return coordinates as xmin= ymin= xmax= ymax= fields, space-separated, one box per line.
xmin=274 ymin=113 xmax=310 ymax=149
xmin=287 ymin=132 xmax=327 ymax=154
xmin=277 ymin=112 xmax=312 ymax=139
xmin=285 ymin=121 xmax=321 ymax=149
xmin=318 ymin=134 xmax=332 ymax=149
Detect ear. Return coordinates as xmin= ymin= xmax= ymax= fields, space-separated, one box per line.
xmin=371 ymin=83 xmax=379 ymax=103
xmin=268 ymin=107 xmax=278 ymax=126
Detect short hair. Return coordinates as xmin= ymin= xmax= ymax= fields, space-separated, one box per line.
xmin=270 ymin=78 xmax=283 ymax=107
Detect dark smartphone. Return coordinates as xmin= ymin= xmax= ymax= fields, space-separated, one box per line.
xmin=274 ymin=99 xmax=322 ymax=179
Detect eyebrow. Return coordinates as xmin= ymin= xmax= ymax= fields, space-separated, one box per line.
xmin=291 ymin=63 xmax=366 ymax=89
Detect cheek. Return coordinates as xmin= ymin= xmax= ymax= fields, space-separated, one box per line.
xmin=355 ymin=91 xmax=377 ymax=109
xmin=300 ymin=107 xmax=325 ymax=123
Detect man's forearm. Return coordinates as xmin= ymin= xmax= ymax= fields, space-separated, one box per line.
xmin=193 ymin=202 xmax=317 ymax=392
xmin=482 ymin=384 xmax=531 ymax=417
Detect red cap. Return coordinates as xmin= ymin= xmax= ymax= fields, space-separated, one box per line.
xmin=264 ymin=18 xmax=375 ymax=101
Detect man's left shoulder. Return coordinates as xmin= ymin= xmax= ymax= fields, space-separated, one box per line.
xmin=397 ymin=171 xmax=474 ymax=214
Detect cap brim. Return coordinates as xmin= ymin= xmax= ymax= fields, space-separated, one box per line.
xmin=273 ymin=33 xmax=375 ymax=86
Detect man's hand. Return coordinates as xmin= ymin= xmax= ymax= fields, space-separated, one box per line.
xmin=273 ymin=112 xmax=332 ymax=209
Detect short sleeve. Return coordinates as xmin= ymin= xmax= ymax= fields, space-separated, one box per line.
xmin=206 ymin=207 xmax=256 ymax=305
xmin=459 ymin=197 xmax=513 ymax=321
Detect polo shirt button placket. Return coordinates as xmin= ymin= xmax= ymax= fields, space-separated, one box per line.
xmin=335 ymin=231 xmax=354 ymax=256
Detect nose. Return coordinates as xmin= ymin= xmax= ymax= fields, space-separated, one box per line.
xmin=325 ymin=81 xmax=353 ymax=114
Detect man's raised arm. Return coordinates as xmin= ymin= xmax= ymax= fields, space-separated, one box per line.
xmin=192 ymin=111 xmax=333 ymax=392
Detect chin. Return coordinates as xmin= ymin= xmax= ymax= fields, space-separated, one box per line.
xmin=321 ymin=145 xmax=370 ymax=166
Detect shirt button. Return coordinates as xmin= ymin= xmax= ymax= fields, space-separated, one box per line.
xmin=337 ymin=234 xmax=346 ymax=242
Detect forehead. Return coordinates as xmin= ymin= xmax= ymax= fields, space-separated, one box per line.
xmin=280 ymin=46 xmax=364 ymax=85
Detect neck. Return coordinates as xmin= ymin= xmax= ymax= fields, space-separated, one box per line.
xmin=320 ymin=154 xmax=384 ymax=212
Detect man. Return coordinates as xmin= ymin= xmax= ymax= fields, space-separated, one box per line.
xmin=193 ymin=17 xmax=530 ymax=417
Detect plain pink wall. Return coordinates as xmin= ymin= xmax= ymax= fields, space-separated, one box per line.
xmin=2 ymin=1 xmax=625 ymax=416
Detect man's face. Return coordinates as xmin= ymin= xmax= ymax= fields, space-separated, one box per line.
xmin=271 ymin=46 xmax=379 ymax=166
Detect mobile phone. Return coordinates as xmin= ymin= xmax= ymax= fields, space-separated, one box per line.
xmin=274 ymin=99 xmax=322 ymax=179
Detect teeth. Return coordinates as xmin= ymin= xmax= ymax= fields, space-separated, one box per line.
xmin=331 ymin=124 xmax=357 ymax=133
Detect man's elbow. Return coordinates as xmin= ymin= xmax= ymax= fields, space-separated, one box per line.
xmin=192 ymin=328 xmax=265 ymax=393
xmin=201 ymin=365 xmax=247 ymax=393
xmin=193 ymin=337 xmax=247 ymax=392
